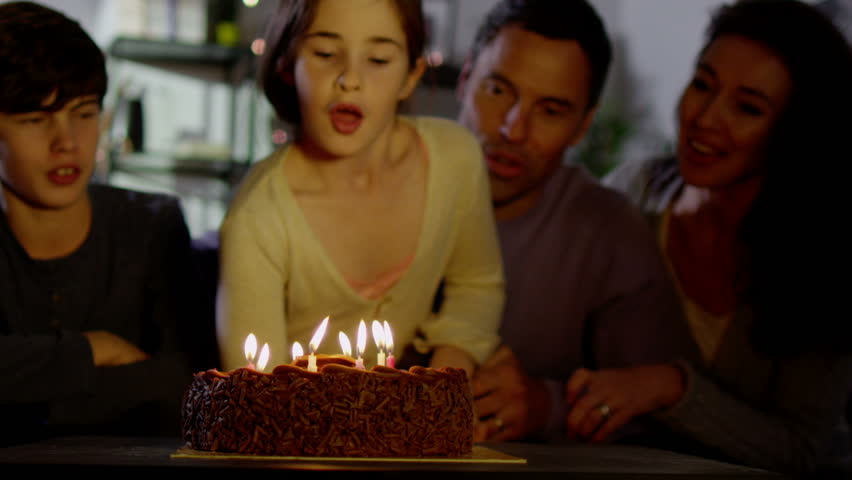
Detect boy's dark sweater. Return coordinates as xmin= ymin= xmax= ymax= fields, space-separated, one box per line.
xmin=0 ymin=184 xmax=212 ymax=441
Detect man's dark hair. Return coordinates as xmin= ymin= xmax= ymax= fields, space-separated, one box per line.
xmin=0 ymin=1 xmax=107 ymax=113
xmin=468 ymin=0 xmax=612 ymax=110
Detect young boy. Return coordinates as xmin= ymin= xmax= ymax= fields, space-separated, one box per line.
xmin=0 ymin=2 xmax=204 ymax=442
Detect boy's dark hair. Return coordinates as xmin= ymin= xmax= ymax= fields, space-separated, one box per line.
xmin=468 ymin=0 xmax=612 ymax=111
xmin=0 ymin=1 xmax=107 ymax=113
xmin=259 ymin=0 xmax=425 ymax=126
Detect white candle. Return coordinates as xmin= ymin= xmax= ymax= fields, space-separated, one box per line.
xmin=291 ymin=341 xmax=304 ymax=364
xmin=355 ymin=320 xmax=367 ymax=370
xmin=244 ymin=333 xmax=257 ymax=370
xmin=308 ymin=316 xmax=330 ymax=372
xmin=372 ymin=320 xmax=386 ymax=367
xmin=339 ymin=331 xmax=352 ymax=357
xmin=257 ymin=343 xmax=270 ymax=372
xmin=383 ymin=321 xmax=395 ymax=369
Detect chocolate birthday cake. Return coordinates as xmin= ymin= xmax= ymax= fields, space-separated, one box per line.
xmin=181 ymin=356 xmax=474 ymax=457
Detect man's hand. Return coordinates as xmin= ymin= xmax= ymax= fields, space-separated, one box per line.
xmin=564 ymin=364 xmax=685 ymax=443
xmin=83 ymin=330 xmax=150 ymax=367
xmin=471 ymin=345 xmax=551 ymax=442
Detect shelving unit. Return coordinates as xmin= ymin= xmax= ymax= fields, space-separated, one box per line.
xmin=105 ymin=36 xmax=257 ymax=188
xmin=104 ymin=37 xmax=261 ymax=235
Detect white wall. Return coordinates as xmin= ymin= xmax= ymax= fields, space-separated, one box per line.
xmin=449 ymin=0 xmax=500 ymax=64
xmin=600 ymin=0 xmax=725 ymax=159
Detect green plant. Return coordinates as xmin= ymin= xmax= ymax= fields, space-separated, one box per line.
xmin=573 ymin=107 xmax=634 ymax=178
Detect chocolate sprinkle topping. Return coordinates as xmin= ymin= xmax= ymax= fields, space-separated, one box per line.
xmin=181 ymin=358 xmax=474 ymax=457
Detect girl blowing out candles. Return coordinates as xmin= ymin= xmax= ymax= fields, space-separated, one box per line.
xmin=216 ymin=0 xmax=504 ymax=377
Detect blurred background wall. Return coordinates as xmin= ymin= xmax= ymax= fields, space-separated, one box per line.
xmin=2 ymin=0 xmax=842 ymax=236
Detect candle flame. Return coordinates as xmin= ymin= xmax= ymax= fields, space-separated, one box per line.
xmin=292 ymin=341 xmax=304 ymax=362
xmin=371 ymin=320 xmax=385 ymax=350
xmin=383 ymin=320 xmax=394 ymax=354
xmin=244 ymin=333 xmax=257 ymax=362
xmin=309 ymin=316 xmax=329 ymax=353
xmin=339 ymin=331 xmax=352 ymax=357
xmin=257 ymin=343 xmax=270 ymax=371
xmin=356 ymin=320 xmax=367 ymax=358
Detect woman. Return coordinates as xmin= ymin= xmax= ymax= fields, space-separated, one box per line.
xmin=579 ymin=0 xmax=852 ymax=474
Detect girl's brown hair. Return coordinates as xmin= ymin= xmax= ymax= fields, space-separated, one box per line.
xmin=259 ymin=0 xmax=425 ymax=126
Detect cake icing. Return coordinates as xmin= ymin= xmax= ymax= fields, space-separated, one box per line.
xmin=181 ymin=356 xmax=474 ymax=457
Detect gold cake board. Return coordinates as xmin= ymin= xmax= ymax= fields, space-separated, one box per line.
xmin=172 ymin=445 xmax=526 ymax=464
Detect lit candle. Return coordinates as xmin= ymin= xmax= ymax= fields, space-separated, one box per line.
xmin=355 ymin=320 xmax=367 ymax=370
xmin=244 ymin=333 xmax=257 ymax=370
xmin=372 ymin=320 xmax=386 ymax=367
xmin=383 ymin=320 xmax=395 ymax=369
xmin=291 ymin=341 xmax=304 ymax=364
xmin=339 ymin=331 xmax=352 ymax=357
xmin=308 ymin=316 xmax=329 ymax=372
xmin=257 ymin=343 xmax=270 ymax=372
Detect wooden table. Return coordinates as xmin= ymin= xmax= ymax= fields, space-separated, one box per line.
xmin=0 ymin=435 xmax=786 ymax=479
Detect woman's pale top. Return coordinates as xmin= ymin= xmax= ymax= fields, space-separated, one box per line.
xmin=658 ymin=207 xmax=733 ymax=363
xmin=605 ymin=156 xmax=852 ymax=473
xmin=216 ymin=116 xmax=504 ymax=370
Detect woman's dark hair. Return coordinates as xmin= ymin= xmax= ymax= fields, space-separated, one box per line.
xmin=468 ymin=0 xmax=612 ymax=111
xmin=259 ymin=0 xmax=425 ymax=126
xmin=701 ymin=0 xmax=852 ymax=355
xmin=0 ymin=1 xmax=107 ymax=113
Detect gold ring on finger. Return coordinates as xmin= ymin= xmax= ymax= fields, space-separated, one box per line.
xmin=596 ymin=403 xmax=612 ymax=420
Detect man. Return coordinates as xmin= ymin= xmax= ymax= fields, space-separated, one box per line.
xmin=456 ymin=0 xmax=698 ymax=443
